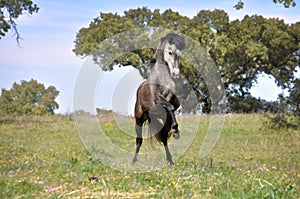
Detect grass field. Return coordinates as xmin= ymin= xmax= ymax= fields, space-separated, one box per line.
xmin=0 ymin=114 xmax=299 ymax=198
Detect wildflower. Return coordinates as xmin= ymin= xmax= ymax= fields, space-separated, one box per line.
xmin=182 ymin=170 xmax=188 ymax=176
xmin=227 ymin=179 xmax=232 ymax=188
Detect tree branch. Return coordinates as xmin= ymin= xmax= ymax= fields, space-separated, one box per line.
xmin=8 ymin=15 xmax=22 ymax=46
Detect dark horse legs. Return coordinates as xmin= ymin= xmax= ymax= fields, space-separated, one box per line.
xmin=132 ymin=106 xmax=175 ymax=165
xmin=132 ymin=119 xmax=144 ymax=164
xmin=163 ymin=140 xmax=173 ymax=164
xmin=161 ymin=111 xmax=174 ymax=164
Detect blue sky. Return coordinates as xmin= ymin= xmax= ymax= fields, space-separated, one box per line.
xmin=0 ymin=0 xmax=299 ymax=114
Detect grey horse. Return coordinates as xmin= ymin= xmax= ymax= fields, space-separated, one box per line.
xmin=132 ymin=33 xmax=185 ymax=165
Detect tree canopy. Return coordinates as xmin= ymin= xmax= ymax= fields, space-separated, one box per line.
xmin=73 ymin=7 xmax=300 ymax=113
xmin=234 ymin=0 xmax=296 ymax=10
xmin=0 ymin=0 xmax=39 ymax=42
xmin=288 ymin=78 xmax=300 ymax=116
xmin=0 ymin=79 xmax=59 ymax=115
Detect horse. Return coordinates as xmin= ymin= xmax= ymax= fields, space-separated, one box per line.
xmin=132 ymin=33 xmax=185 ymax=165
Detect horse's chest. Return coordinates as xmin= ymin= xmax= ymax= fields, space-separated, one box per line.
xmin=157 ymin=81 xmax=175 ymax=93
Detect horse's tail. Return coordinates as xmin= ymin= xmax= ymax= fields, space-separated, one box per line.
xmin=148 ymin=117 xmax=163 ymax=150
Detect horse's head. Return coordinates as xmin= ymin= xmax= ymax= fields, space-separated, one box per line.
xmin=155 ymin=33 xmax=185 ymax=79
xmin=163 ymin=42 xmax=182 ymax=79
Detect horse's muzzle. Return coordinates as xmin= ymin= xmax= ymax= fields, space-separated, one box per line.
xmin=172 ymin=74 xmax=180 ymax=79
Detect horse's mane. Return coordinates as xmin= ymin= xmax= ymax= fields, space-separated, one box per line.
xmin=162 ymin=33 xmax=185 ymax=51
xmin=154 ymin=33 xmax=185 ymax=64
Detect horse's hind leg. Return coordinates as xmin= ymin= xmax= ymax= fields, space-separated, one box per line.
xmin=132 ymin=124 xmax=143 ymax=164
xmin=161 ymin=112 xmax=174 ymax=165
xmin=162 ymin=137 xmax=173 ymax=165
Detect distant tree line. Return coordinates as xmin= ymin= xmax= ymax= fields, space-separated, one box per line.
xmin=0 ymin=79 xmax=59 ymax=115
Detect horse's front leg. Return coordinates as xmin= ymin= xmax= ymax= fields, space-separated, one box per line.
xmin=169 ymin=111 xmax=180 ymax=139
xmin=162 ymin=139 xmax=173 ymax=165
xmin=156 ymin=94 xmax=179 ymax=138
xmin=132 ymin=124 xmax=143 ymax=164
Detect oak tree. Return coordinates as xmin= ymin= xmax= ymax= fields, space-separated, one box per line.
xmin=0 ymin=0 xmax=39 ymax=43
xmin=0 ymin=79 xmax=59 ymax=115
xmin=73 ymin=8 xmax=300 ymax=113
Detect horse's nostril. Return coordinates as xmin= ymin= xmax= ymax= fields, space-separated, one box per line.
xmin=172 ymin=73 xmax=179 ymax=78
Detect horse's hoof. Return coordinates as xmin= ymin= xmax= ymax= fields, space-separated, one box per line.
xmin=168 ymin=160 xmax=174 ymax=165
xmin=132 ymin=157 xmax=137 ymax=165
xmin=172 ymin=129 xmax=180 ymax=139
xmin=172 ymin=123 xmax=178 ymax=130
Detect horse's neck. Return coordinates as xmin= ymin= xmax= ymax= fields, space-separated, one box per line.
xmin=148 ymin=41 xmax=173 ymax=84
xmin=154 ymin=42 xmax=167 ymax=65
xmin=150 ymin=64 xmax=170 ymax=80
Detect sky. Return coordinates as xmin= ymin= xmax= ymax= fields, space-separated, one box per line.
xmin=0 ymin=0 xmax=299 ymax=115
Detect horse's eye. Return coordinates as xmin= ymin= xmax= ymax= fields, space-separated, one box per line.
xmin=168 ymin=52 xmax=173 ymax=56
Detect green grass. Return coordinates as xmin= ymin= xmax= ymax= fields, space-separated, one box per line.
xmin=0 ymin=114 xmax=299 ymax=198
